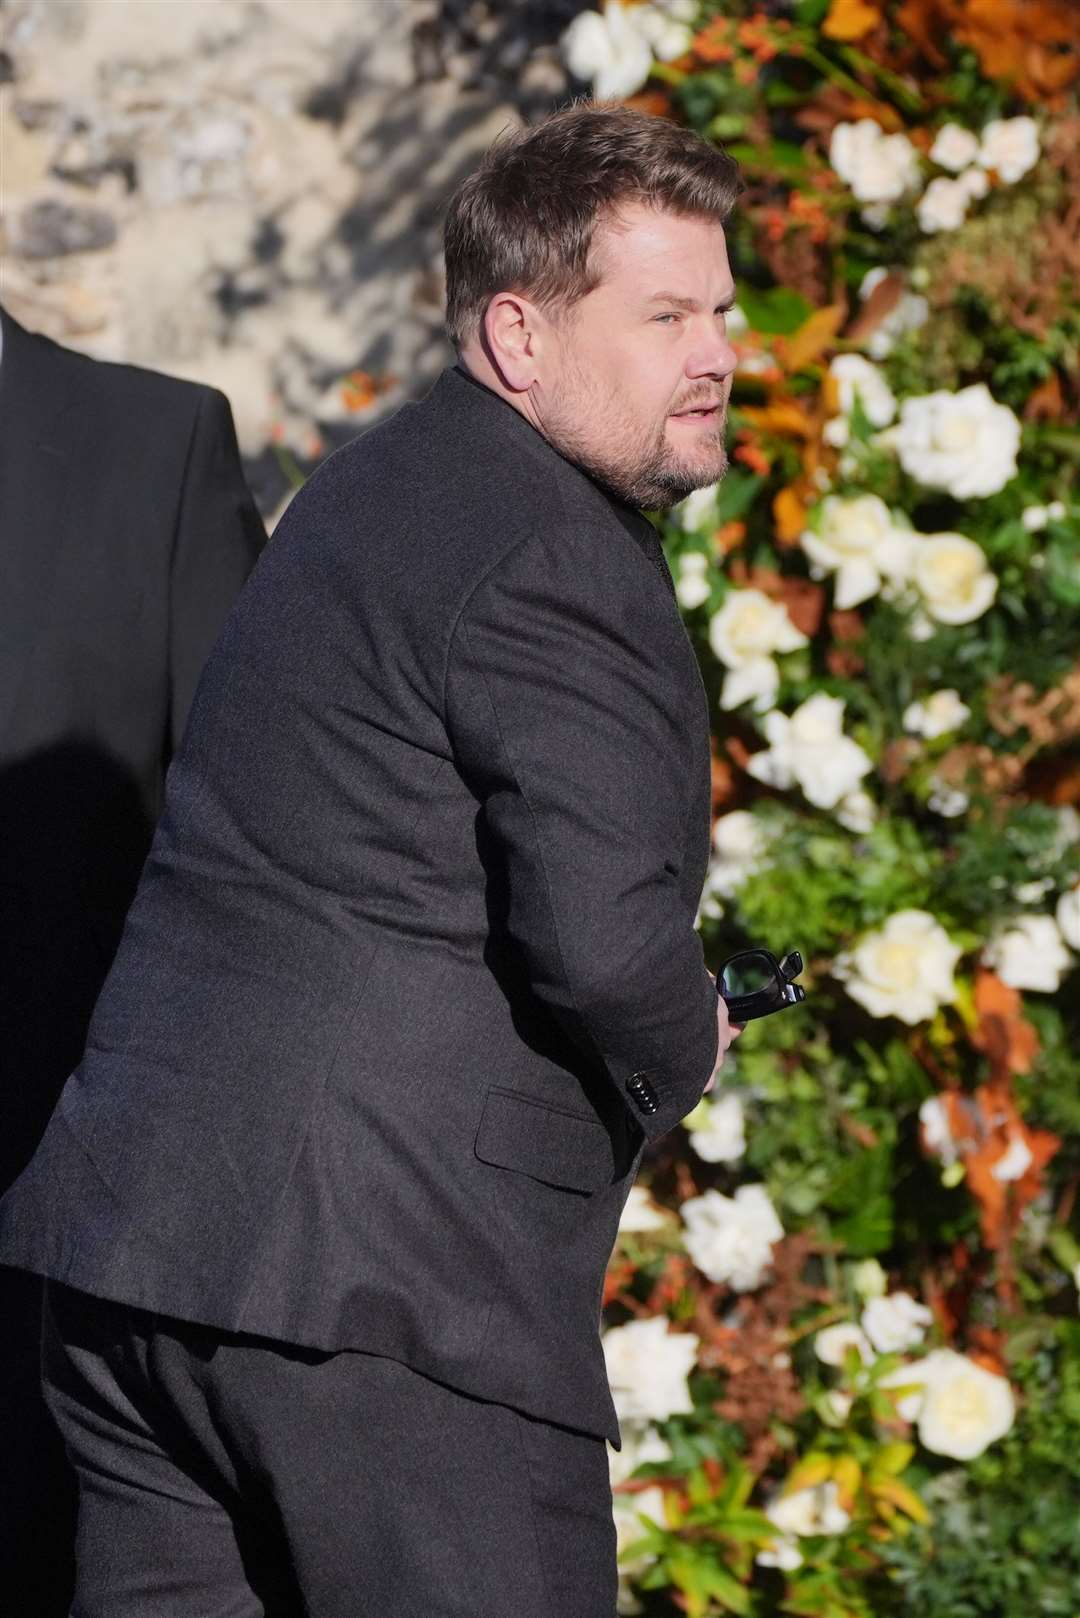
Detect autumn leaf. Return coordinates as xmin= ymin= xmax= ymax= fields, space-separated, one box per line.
xmin=740 ymin=399 xmax=817 ymax=438
xmin=775 ymin=305 xmax=845 ymax=373
xmin=969 ymin=969 xmax=1040 ymax=1078
xmin=823 ymin=0 xmax=882 ymax=40
xmin=773 ymin=484 xmax=809 ymax=544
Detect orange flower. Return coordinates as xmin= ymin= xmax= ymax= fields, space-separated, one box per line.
xmin=734 ymin=438 xmax=772 ymax=476
xmin=692 ymin=19 xmax=735 ymax=62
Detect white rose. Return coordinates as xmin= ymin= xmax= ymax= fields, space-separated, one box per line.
xmin=912 ymin=533 xmax=998 ymax=624
xmin=702 ymin=810 xmax=772 ymax=903
xmin=917 ymin=175 xmax=971 ymax=234
xmin=720 ymin=657 xmax=781 ymax=714
xmin=1022 ymin=505 xmax=1051 ymax=533
xmin=977 ymin=116 xmax=1040 ymax=184
xmin=678 ymin=483 xmax=720 ymax=532
xmin=1014 ymin=877 xmax=1055 ymax=905
xmin=836 ymin=789 xmax=877 ymax=834
xmin=829 ymin=120 xmax=920 ymax=203
xmin=958 ymin=165 xmax=990 ymax=200
xmin=756 ymin=1534 xmax=804 ymax=1572
xmin=685 ymin=1091 xmax=746 ymax=1164
xmin=627 ymin=0 xmax=694 ymax=60
xmin=603 ymin=1317 xmax=699 ymax=1425
xmin=862 ymin=1292 xmax=933 ymax=1353
xmin=814 ymin=1322 xmax=873 ymax=1366
xmin=1055 ymin=882 xmax=1080 ymax=950
xmin=709 ymin=590 xmax=807 ymax=713
xmin=853 ymin=1258 xmax=888 ymax=1300
xmin=820 ymin=1389 xmax=854 ymax=1425
xmin=902 ymin=689 xmax=971 ymax=738
xmin=835 ymin=909 xmax=961 ymax=1024
xmin=709 ymin=589 xmax=808 ymax=668
xmin=829 ymin=354 xmax=897 ymax=427
xmin=681 ymin=1184 xmax=783 ymax=1292
xmin=562 ymin=2 xmax=654 ymax=99
xmin=747 ymin=693 xmax=873 ymax=811
xmin=674 ymin=551 xmax=711 ymax=610
xmin=917 ymin=1351 xmax=1016 ymax=1459
xmin=801 ymin=493 xmax=912 ymax=608
xmin=984 ymin=913 xmax=1072 ymax=992
xmin=927 ymin=778 xmax=970 ymax=818
xmin=990 ymin=1134 xmax=1034 ymax=1183
xmin=766 ymin=1480 xmax=851 ymax=1537
xmin=861 ymin=201 xmax=892 ymax=230
xmin=618 ymin=1185 xmax=670 ymax=1233
xmin=930 ymin=123 xmax=980 ymax=171
xmin=894 ymin=384 xmax=1020 ymax=498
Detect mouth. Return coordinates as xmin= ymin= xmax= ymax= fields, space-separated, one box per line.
xmin=670 ymin=402 xmax=723 ymax=422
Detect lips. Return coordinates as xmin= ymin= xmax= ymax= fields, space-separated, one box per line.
xmin=672 ymin=403 xmax=721 ymax=418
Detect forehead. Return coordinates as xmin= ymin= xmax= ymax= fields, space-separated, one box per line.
xmin=590 ymin=202 xmax=732 ymax=295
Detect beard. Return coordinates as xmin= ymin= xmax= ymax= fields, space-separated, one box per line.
xmin=541 ymin=361 xmax=729 ymax=510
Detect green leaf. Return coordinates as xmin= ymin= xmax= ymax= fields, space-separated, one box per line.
xmin=737 ymin=285 xmax=815 ymax=336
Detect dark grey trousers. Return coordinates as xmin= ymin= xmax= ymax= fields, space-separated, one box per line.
xmin=42 ymin=1282 xmax=617 ymax=1618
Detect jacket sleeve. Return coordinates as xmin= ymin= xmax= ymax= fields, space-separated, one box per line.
xmin=444 ymin=524 xmax=719 ymax=1140
xmin=167 ymin=387 xmax=266 ymax=755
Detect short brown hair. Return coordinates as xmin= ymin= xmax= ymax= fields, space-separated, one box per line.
xmin=443 ymin=101 xmax=741 ymax=348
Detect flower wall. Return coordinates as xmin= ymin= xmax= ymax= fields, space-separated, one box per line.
xmin=564 ymin=2 xmax=1080 ymax=1613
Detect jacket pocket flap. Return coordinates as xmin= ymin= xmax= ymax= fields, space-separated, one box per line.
xmin=474 ymin=1087 xmax=614 ymax=1194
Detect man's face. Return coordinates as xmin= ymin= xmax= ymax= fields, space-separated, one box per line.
xmin=535 ymin=204 xmax=738 ymax=510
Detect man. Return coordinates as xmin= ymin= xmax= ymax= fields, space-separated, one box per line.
xmin=0 ymin=104 xmax=741 ymax=1617
xmin=0 ymin=304 xmax=265 ymax=1616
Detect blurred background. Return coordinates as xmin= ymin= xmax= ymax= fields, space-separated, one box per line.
xmin=0 ymin=0 xmax=582 ymax=520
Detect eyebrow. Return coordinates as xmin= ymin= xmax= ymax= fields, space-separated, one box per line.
xmin=646 ymin=292 xmax=739 ymax=312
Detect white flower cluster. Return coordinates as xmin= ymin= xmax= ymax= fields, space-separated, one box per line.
xmin=829 ymin=115 xmax=1040 ymax=234
xmin=812 ymin=1295 xmax=1016 ymax=1460
xmin=828 ymin=120 xmax=921 ymax=227
xmin=562 ymin=0 xmax=695 ymax=99
xmin=919 ymin=117 xmax=1041 ymax=232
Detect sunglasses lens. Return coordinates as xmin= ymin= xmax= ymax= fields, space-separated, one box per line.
xmin=720 ymin=952 xmax=776 ymax=1000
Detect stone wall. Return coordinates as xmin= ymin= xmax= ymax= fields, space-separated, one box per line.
xmin=0 ymin=0 xmax=577 ymax=516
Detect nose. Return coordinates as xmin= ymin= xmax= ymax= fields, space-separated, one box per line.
xmin=686 ymin=320 xmax=738 ymax=384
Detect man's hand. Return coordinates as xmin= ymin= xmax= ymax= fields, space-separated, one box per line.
xmin=703 ymin=976 xmax=742 ymax=1094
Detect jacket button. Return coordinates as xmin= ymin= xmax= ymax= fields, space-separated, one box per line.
xmin=626 ymin=1071 xmax=660 ymax=1116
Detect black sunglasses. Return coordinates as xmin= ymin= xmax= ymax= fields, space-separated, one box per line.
xmin=717 ymin=948 xmax=806 ymax=1022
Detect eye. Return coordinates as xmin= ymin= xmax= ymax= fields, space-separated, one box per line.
xmin=653 ymin=312 xmax=681 ymax=324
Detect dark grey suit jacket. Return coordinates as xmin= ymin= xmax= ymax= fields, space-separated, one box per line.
xmin=0 ymin=363 xmax=718 ymax=1443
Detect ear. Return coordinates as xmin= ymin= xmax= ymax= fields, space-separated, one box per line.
xmin=481 ymin=292 xmax=548 ymax=393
